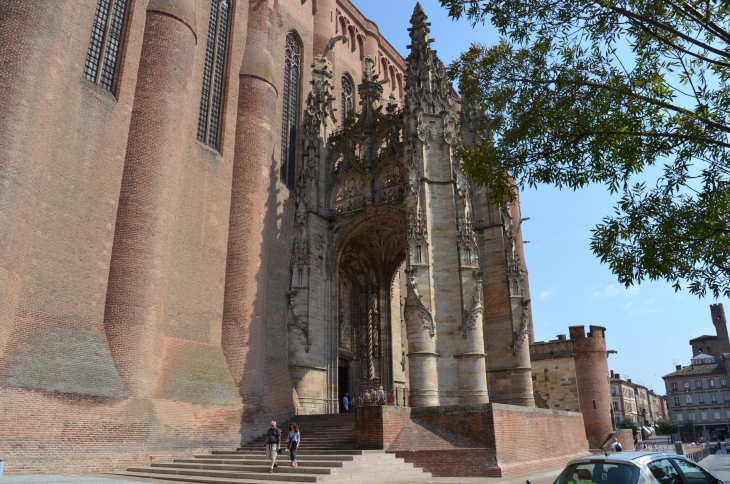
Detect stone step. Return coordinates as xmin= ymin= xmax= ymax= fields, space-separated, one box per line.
xmin=219 ymin=450 xmax=367 ymax=456
xmin=177 ymin=459 xmax=347 ymax=468
xmin=219 ymin=452 xmax=398 ymax=459
xmin=125 ymin=466 xmax=323 ymax=482
xmin=152 ymin=463 xmax=334 ymax=475
xmin=109 ymin=471 xmax=297 ymax=484
xmin=184 ymin=456 xmax=405 ymax=468
xmin=154 ymin=461 xmax=413 ymax=476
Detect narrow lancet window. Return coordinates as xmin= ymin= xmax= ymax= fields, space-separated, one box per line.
xmin=84 ymin=0 xmax=129 ymax=92
xmin=197 ymin=0 xmax=231 ymax=151
xmin=281 ymin=33 xmax=301 ymax=189
xmin=341 ymin=75 xmax=354 ymax=126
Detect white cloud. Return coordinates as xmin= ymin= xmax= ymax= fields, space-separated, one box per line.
xmin=539 ymin=289 xmax=556 ymax=300
xmin=646 ymin=298 xmax=657 ymax=305
xmin=592 ymin=283 xmax=640 ymax=299
xmin=621 ymin=302 xmax=634 ymax=310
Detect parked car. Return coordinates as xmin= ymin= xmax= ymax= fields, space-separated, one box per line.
xmin=554 ymin=452 xmax=723 ymax=484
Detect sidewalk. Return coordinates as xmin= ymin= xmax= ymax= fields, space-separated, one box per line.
xmin=0 ymin=466 xmax=565 ymax=484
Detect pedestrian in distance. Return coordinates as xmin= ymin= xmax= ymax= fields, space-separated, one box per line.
xmin=343 ymin=392 xmax=349 ymax=413
xmin=288 ymin=422 xmax=301 ymax=468
xmin=611 ymin=438 xmax=623 ymax=452
xmin=265 ymin=420 xmax=282 ymax=473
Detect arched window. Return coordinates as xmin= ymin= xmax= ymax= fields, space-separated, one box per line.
xmin=281 ymin=33 xmax=301 ymax=189
xmin=83 ymin=0 xmax=130 ymax=92
xmin=197 ymin=0 xmax=231 ymax=151
xmin=341 ymin=75 xmax=354 ymax=126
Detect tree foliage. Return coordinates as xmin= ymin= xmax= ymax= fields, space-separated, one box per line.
xmin=620 ymin=415 xmax=639 ymax=433
xmin=657 ymin=418 xmax=679 ymax=434
xmin=681 ymin=420 xmax=697 ymax=434
xmin=441 ymin=0 xmax=730 ymax=298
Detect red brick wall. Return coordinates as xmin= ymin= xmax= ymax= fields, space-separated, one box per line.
xmin=357 ymin=404 xmax=589 ymax=477
xmin=0 ymin=386 xmax=245 ymax=474
xmin=0 ymin=0 xmax=406 ymax=474
xmin=603 ymin=429 xmax=634 ymax=453
xmin=355 ymin=405 xmax=411 ymax=449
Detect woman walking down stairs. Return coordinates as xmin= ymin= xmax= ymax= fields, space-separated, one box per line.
xmin=107 ymin=414 xmax=431 ymax=483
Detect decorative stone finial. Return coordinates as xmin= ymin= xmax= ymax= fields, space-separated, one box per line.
xmin=405 ymin=4 xmax=455 ymax=115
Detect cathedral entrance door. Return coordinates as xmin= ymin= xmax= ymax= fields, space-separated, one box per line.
xmin=336 ymin=212 xmax=406 ymax=407
xmin=338 ymin=359 xmax=349 ymax=413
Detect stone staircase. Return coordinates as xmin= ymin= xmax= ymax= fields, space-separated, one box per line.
xmin=109 ymin=414 xmax=431 ymax=484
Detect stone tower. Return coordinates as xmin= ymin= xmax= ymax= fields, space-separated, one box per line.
xmin=712 ymin=304 xmax=729 ymax=348
xmin=569 ymin=325 xmax=613 ymax=449
xmin=401 ymin=4 xmax=490 ymax=406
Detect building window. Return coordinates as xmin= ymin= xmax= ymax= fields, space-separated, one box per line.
xmin=686 ymin=395 xmax=693 ymax=405
xmin=696 ymin=380 xmax=703 ymax=389
xmin=677 ymin=414 xmax=684 ymax=423
xmin=281 ymin=33 xmax=301 ymax=189
xmin=83 ymin=0 xmax=129 ymax=92
xmin=197 ymin=0 xmax=231 ymax=151
xmin=709 ymin=379 xmax=716 ymax=388
xmin=698 ymin=395 xmax=705 ymax=404
xmin=673 ymin=397 xmax=680 ymax=407
xmin=712 ymin=394 xmax=718 ymax=404
xmin=701 ymin=411 xmax=709 ymax=422
xmin=722 ymin=379 xmax=727 ymax=388
xmin=671 ymin=382 xmax=678 ymax=391
xmin=341 ymin=75 xmax=354 ymax=126
xmin=611 ymin=387 xmax=616 ymax=396
xmin=726 ymin=410 xmax=730 ymax=420
xmin=715 ymin=411 xmax=721 ymax=421
xmin=689 ymin=412 xmax=696 ymax=421
xmin=613 ymin=401 xmax=619 ymax=410
xmin=684 ymin=381 xmax=690 ymax=389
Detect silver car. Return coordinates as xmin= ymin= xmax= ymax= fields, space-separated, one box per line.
xmin=554 ymin=452 xmax=723 ymax=484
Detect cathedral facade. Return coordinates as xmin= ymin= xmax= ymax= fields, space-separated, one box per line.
xmin=0 ymin=0 xmax=606 ymax=474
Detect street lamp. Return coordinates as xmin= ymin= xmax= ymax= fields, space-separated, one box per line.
xmin=686 ymin=388 xmax=696 ymax=442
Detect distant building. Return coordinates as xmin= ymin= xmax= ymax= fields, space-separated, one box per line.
xmin=663 ymin=304 xmax=730 ymax=440
xmin=609 ymin=372 xmax=668 ymax=438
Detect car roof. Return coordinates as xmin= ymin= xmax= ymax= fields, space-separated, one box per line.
xmin=566 ymin=452 xmax=683 ymax=467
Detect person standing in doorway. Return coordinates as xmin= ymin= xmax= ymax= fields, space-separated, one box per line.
xmin=288 ymin=422 xmax=301 ymax=468
xmin=343 ymin=392 xmax=349 ymax=413
xmin=265 ymin=420 xmax=281 ymax=473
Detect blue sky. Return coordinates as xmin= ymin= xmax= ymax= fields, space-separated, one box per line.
xmin=352 ymin=0 xmax=725 ymax=394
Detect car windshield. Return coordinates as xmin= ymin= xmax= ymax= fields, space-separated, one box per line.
xmin=555 ymin=462 xmax=640 ymax=484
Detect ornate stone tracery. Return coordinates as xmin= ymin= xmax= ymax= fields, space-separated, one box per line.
xmin=286 ymin=4 xmax=535 ymax=414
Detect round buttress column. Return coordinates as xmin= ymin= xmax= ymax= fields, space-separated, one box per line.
xmin=104 ymin=0 xmax=197 ymax=397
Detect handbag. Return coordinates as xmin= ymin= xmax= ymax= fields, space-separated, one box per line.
xmin=287 ymin=440 xmax=293 ymax=450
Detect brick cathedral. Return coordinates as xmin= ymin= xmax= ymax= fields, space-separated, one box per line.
xmin=0 ymin=0 xmax=615 ymax=476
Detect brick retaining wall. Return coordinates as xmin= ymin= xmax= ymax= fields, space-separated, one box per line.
xmin=356 ymin=403 xmax=589 ymax=477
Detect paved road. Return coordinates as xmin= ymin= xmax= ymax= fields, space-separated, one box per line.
xmin=703 ymin=450 xmax=730 ymax=481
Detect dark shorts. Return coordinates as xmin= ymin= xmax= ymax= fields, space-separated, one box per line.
xmin=290 ymin=441 xmax=298 ymax=461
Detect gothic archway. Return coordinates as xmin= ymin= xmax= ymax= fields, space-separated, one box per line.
xmin=335 ymin=210 xmax=406 ymax=400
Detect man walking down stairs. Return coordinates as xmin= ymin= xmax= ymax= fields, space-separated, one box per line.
xmin=109 ymin=414 xmax=431 ymax=483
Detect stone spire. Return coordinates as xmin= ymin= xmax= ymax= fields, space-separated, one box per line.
xmin=405 ymin=3 xmax=455 ymax=115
